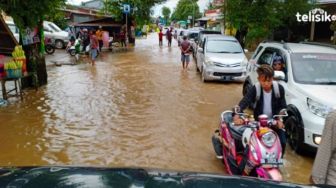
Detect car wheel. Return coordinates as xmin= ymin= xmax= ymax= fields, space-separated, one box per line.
xmin=55 ymin=40 xmax=64 ymax=49
xmin=285 ymin=116 xmax=305 ymax=154
xmin=242 ymin=80 xmax=252 ymax=96
xmin=69 ymin=49 xmax=76 ymax=56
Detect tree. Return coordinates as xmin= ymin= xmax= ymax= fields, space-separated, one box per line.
xmin=162 ymin=6 xmax=171 ymax=25
xmin=0 ymin=0 xmax=66 ymax=87
xmin=171 ymin=0 xmax=202 ymax=23
xmin=103 ymin=0 xmax=166 ymax=27
xmin=224 ymin=0 xmax=313 ymax=49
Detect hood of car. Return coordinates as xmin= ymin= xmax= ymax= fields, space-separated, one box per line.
xmin=0 ymin=166 xmax=322 ymax=188
xmin=206 ymin=52 xmax=246 ymax=64
xmin=295 ymin=84 xmax=336 ymax=107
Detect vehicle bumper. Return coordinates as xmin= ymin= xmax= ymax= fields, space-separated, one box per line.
xmin=203 ymin=65 xmax=247 ymax=82
xmin=301 ymin=110 xmax=325 ymax=148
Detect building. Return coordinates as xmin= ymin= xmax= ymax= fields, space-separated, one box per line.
xmin=196 ymin=0 xmax=224 ymax=32
xmin=82 ymin=0 xmax=104 ymax=10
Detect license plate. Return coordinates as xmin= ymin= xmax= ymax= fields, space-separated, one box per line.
xmin=221 ymin=76 xmax=231 ymax=81
xmin=260 ymin=158 xmax=283 ymax=165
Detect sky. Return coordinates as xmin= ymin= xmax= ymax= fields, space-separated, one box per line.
xmin=67 ymin=0 xmax=210 ymax=17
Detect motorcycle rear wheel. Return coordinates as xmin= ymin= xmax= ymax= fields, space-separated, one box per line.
xmin=45 ymin=45 xmax=55 ymax=54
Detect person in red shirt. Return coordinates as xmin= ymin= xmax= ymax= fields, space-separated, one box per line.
xmin=90 ymin=30 xmax=99 ymax=66
xmin=180 ymin=36 xmax=191 ymax=70
xmin=158 ymin=29 xmax=163 ymax=46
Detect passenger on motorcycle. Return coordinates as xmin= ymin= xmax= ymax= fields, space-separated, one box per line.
xmin=233 ymin=64 xmax=287 ymax=156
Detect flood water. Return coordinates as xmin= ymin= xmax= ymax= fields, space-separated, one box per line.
xmin=0 ymin=33 xmax=314 ymax=184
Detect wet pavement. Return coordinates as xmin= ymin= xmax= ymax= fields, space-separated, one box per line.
xmin=0 ymin=33 xmax=314 ymax=184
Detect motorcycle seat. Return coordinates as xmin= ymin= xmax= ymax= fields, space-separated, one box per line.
xmin=229 ymin=123 xmax=248 ymax=140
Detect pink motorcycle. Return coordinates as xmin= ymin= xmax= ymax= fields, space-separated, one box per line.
xmin=212 ymin=107 xmax=287 ymax=181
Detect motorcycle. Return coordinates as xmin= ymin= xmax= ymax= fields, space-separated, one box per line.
xmin=45 ymin=37 xmax=55 ymax=55
xmin=212 ymin=106 xmax=287 ymax=181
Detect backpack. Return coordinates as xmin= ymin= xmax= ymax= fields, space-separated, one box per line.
xmin=253 ymin=81 xmax=280 ymax=108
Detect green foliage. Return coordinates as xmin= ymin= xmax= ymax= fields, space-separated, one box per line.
xmin=103 ymin=0 xmax=166 ymax=27
xmin=171 ymin=0 xmax=202 ymax=21
xmin=0 ymin=0 xmax=66 ymax=30
xmin=225 ymin=0 xmax=313 ymax=47
xmin=45 ymin=9 xmax=68 ymax=30
xmin=162 ymin=6 xmax=171 ymax=23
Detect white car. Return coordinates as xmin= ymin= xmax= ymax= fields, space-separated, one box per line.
xmin=43 ymin=21 xmax=69 ymax=49
xmin=243 ymin=41 xmax=336 ymax=153
xmin=196 ymin=35 xmax=248 ymax=82
xmin=5 ymin=20 xmax=20 ymax=42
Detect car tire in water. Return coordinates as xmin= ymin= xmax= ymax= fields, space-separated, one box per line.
xmin=242 ymin=80 xmax=252 ymax=96
xmin=55 ymin=40 xmax=64 ymax=49
xmin=201 ymin=67 xmax=207 ymax=83
xmin=285 ymin=115 xmax=305 ymax=154
xmin=45 ymin=45 xmax=55 ymax=54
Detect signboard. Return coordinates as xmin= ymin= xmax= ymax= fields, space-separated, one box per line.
xmin=22 ymin=27 xmax=40 ymax=46
xmin=123 ymin=4 xmax=130 ymax=14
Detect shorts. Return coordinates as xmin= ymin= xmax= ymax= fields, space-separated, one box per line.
xmin=91 ymin=48 xmax=98 ymax=60
xmin=181 ymin=53 xmax=190 ymax=63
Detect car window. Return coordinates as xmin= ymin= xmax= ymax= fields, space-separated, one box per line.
xmin=188 ymin=33 xmax=198 ymax=39
xmin=48 ymin=23 xmax=61 ymax=32
xmin=257 ymin=49 xmax=274 ymax=65
xmin=291 ymin=53 xmax=336 ymax=85
xmin=206 ymin=40 xmax=242 ymax=53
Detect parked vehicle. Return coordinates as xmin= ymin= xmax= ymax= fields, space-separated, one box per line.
xmin=212 ymin=107 xmax=287 ymax=181
xmin=44 ymin=36 xmax=55 ymax=55
xmin=5 ymin=20 xmax=20 ymax=42
xmin=43 ymin=21 xmax=69 ymax=49
xmin=194 ymin=30 xmax=221 ymax=62
xmin=243 ymin=41 xmax=336 ymax=153
xmin=66 ymin=39 xmax=81 ymax=57
xmin=196 ymin=35 xmax=248 ymax=82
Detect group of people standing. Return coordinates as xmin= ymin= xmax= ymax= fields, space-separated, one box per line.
xmin=74 ymin=26 xmax=104 ymax=66
xmin=158 ymin=27 xmax=192 ymax=71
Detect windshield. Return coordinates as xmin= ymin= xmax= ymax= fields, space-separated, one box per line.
xmin=206 ymin=40 xmax=242 ymax=53
xmin=48 ymin=23 xmax=62 ymax=32
xmin=291 ymin=53 xmax=336 ymax=85
xmin=188 ymin=32 xmax=198 ymax=39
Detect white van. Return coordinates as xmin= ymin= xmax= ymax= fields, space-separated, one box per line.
xmin=43 ymin=21 xmax=68 ymax=49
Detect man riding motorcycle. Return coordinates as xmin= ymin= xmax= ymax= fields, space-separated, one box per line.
xmin=233 ymin=64 xmax=287 ymax=174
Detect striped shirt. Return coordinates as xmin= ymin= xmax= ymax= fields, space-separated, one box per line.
xmin=311 ymin=110 xmax=336 ymax=186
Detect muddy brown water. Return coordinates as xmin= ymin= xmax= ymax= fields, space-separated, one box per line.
xmin=0 ymin=33 xmax=313 ymax=184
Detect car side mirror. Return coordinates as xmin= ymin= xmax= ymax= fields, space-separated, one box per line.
xmin=198 ymin=48 xmax=204 ymax=53
xmin=244 ymin=49 xmax=249 ymax=53
xmin=274 ymin=70 xmax=286 ymax=81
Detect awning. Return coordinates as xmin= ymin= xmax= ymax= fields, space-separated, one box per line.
xmin=73 ymin=17 xmax=122 ymax=27
xmin=196 ymin=17 xmax=210 ymax=21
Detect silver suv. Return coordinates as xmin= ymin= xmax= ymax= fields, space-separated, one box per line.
xmin=244 ymin=41 xmax=336 ymax=153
